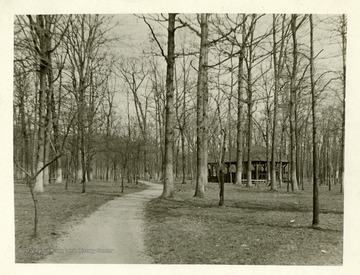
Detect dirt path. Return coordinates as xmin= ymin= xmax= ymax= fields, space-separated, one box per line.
xmin=40 ymin=181 xmax=162 ymax=264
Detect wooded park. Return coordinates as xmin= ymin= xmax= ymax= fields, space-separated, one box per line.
xmin=13 ymin=13 xmax=345 ymax=265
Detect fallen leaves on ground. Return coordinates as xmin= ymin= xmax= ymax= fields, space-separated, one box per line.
xmin=144 ymin=181 xmax=343 ymax=265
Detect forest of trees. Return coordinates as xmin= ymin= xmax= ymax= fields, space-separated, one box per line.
xmin=13 ymin=14 xmax=346 ymax=229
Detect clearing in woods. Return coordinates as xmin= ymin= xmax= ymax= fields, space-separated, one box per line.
xmin=144 ymin=181 xmax=343 ymax=265
xmin=15 ymin=179 xmax=343 ymax=265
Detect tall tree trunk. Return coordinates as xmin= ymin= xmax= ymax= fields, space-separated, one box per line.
xmin=228 ymin=48 xmax=234 ymax=184
xmin=121 ymin=169 xmax=125 ymax=193
xmin=245 ymin=14 xmax=257 ymax=188
xmin=235 ymin=27 xmax=245 ymax=185
xmin=161 ymin=13 xmax=176 ymax=198
xmin=78 ymin=78 xmax=86 ymax=192
xmin=154 ymin=86 xmax=161 ymax=181
xmin=246 ymin=112 xmax=253 ymax=188
xmin=19 ymin=74 xmax=30 ymax=175
xmin=270 ymin=14 xmax=279 ymax=191
xmin=219 ymin=130 xmax=226 ymax=206
xmin=43 ymin=89 xmax=51 ymax=186
xmin=43 ymin=41 xmax=54 ymax=186
xmin=279 ymin=124 xmax=286 ymax=188
xmin=181 ymin=128 xmax=186 ymax=184
xmin=181 ymin=52 xmax=187 ymax=184
xmin=327 ymin=134 xmax=332 ymax=191
xmin=289 ymin=14 xmax=299 ymax=191
xmin=195 ymin=13 xmax=209 ymax=198
xmin=53 ymin=66 xmax=63 ymax=183
xmin=106 ymin=160 xmax=110 ymax=181
xmin=81 ymin=131 xmax=86 ymax=193
xmin=19 ymin=75 xmax=39 ymax=237
xmin=339 ymin=14 xmax=346 ymax=194
xmin=31 ymin=15 xmax=48 ymax=194
xmin=77 ymin=146 xmax=83 ymax=181
xmin=295 ymin=108 xmax=301 ymax=187
xmin=266 ymin=117 xmax=270 ymax=183
xmin=32 ymin=77 xmax=39 ymax=174
xmin=310 ymin=15 xmax=319 ymax=227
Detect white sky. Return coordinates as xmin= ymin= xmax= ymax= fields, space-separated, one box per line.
xmin=107 ymin=13 xmax=345 ymax=123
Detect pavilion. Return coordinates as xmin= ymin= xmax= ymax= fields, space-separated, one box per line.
xmin=208 ymin=145 xmax=289 ymax=183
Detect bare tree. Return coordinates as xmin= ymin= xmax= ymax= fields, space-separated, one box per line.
xmin=118 ymin=58 xmax=150 ymax=179
xmin=270 ymin=14 xmax=289 ymax=190
xmin=65 ymin=14 xmax=115 ymax=192
xmin=149 ymin=59 xmax=166 ymax=181
xmin=244 ymin=14 xmax=264 ymax=188
xmin=195 ymin=14 xmax=210 ymax=198
xmin=174 ymin=46 xmax=193 ymax=184
xmin=218 ymin=129 xmax=226 ymax=206
xmin=142 ymin=14 xmax=178 ymax=197
xmin=235 ymin=15 xmax=247 ymax=185
xmin=162 ymin=14 xmax=176 ymax=197
xmin=26 ymin=15 xmax=52 ymax=193
xmin=339 ymin=14 xmax=346 ymax=194
xmin=289 ymin=15 xmax=306 ymax=191
xmin=309 ymin=14 xmax=319 ymax=227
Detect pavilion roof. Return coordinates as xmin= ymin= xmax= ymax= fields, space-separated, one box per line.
xmin=208 ymin=145 xmax=289 ymax=164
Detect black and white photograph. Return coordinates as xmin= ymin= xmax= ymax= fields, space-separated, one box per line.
xmin=2 ymin=0 xmax=360 ymax=274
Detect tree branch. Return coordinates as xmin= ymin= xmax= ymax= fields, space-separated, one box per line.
xmin=14 ymin=161 xmax=32 ymax=178
xmin=177 ymin=17 xmax=201 ymax=37
xmin=34 ymin=154 xmax=63 ymax=179
xmin=142 ymin=15 xmax=168 ymax=62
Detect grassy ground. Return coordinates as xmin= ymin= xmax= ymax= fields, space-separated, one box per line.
xmin=144 ymin=181 xmax=343 ymax=265
xmin=14 ymin=179 xmax=146 ymax=263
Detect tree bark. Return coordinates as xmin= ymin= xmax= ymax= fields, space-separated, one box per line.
xmin=43 ymin=88 xmax=51 ymax=186
xmin=195 ymin=14 xmax=209 ymax=198
xmin=246 ymin=15 xmax=257 ymax=188
xmin=30 ymin=15 xmax=49 ymax=194
xmin=43 ymin=35 xmax=54 ymax=186
xmin=32 ymin=78 xmax=39 ymax=174
xmin=270 ymin=14 xmax=279 ymax=191
xmin=161 ymin=13 xmax=176 ymax=198
xmin=289 ymin=14 xmax=299 ymax=191
xmin=339 ymin=14 xmax=346 ymax=194
xmin=235 ymin=24 xmax=245 ymax=185
xmin=219 ymin=130 xmax=226 ymax=206
xmin=310 ymin=15 xmax=319 ymax=227
xmin=52 ymin=65 xmax=63 ymax=184
xmin=228 ymin=47 xmax=234 ymax=184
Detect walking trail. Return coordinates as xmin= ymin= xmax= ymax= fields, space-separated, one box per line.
xmin=41 ymin=181 xmax=162 ymax=264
